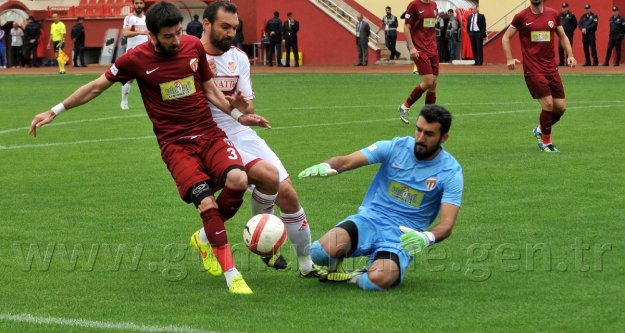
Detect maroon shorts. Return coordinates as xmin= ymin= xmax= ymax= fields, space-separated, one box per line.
xmin=160 ymin=135 xmax=244 ymax=203
xmin=414 ymin=53 xmax=439 ymax=76
xmin=524 ymin=73 xmax=565 ymax=99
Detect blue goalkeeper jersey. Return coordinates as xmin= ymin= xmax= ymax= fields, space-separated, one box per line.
xmin=358 ymin=136 xmax=463 ymax=232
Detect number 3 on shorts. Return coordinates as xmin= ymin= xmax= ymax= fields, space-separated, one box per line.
xmin=226 ymin=147 xmax=238 ymax=160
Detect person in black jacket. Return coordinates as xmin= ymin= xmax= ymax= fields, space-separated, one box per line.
xmin=265 ymin=11 xmax=283 ymax=66
xmin=283 ymin=12 xmax=299 ymax=67
xmin=71 ymin=17 xmax=87 ymax=67
xmin=23 ymin=16 xmax=40 ymax=67
xmin=467 ymin=6 xmax=486 ymax=65
xmin=579 ymin=4 xmax=599 ymax=66
xmin=186 ymin=14 xmax=203 ymax=38
xmin=559 ymin=3 xmax=577 ymax=66
xmin=603 ymin=6 xmax=625 ymax=66
xmin=233 ymin=18 xmax=244 ymax=49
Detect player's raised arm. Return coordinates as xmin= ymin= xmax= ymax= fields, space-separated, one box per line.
xmin=29 ymin=74 xmax=114 ymax=137
xmin=501 ymin=25 xmax=521 ymax=69
xmin=298 ymin=151 xmax=369 ymax=179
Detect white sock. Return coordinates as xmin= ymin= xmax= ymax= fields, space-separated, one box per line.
xmin=199 ymin=227 xmax=209 ymax=244
xmin=281 ymin=208 xmax=313 ymax=272
xmin=121 ymin=83 xmax=131 ymax=103
xmin=251 ymin=188 xmax=277 ymax=216
xmin=224 ymin=267 xmax=240 ymax=287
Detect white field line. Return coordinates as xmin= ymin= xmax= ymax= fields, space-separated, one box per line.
xmin=2 ymin=99 xmax=624 ymax=137
xmin=0 ymin=313 xmax=218 ymax=333
xmin=0 ymin=103 xmax=621 ymax=151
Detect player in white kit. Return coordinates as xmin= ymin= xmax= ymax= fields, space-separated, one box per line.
xmin=120 ymin=0 xmax=149 ymax=110
xmin=191 ymin=1 xmax=322 ymax=277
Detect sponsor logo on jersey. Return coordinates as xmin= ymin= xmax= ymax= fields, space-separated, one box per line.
xmin=531 ymin=31 xmax=550 ymax=42
xmin=213 ymin=77 xmax=238 ymax=92
xmin=189 ymin=58 xmax=198 ymax=72
xmin=423 ymin=18 xmax=436 ymax=28
xmin=387 ymin=180 xmax=424 ymax=207
xmin=159 ymin=76 xmax=196 ymax=101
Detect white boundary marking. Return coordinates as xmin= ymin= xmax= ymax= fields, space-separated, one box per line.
xmin=0 ymin=103 xmax=622 ymax=151
xmin=0 ymin=313 xmax=217 ymax=333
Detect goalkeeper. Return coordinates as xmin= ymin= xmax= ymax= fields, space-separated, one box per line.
xmin=299 ymin=104 xmax=463 ymax=291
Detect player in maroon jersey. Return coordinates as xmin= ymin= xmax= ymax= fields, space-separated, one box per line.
xmin=28 ymin=2 xmax=269 ymax=294
xmin=501 ymin=0 xmax=576 ymax=153
xmin=397 ymin=0 xmax=439 ymax=125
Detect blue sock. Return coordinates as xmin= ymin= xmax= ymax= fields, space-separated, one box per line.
xmin=310 ymin=241 xmax=336 ymax=267
xmin=356 ymin=273 xmax=384 ymax=291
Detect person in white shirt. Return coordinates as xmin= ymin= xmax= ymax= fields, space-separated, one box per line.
xmin=192 ymin=0 xmax=322 ymax=278
xmin=10 ymin=22 xmax=24 ymax=68
xmin=120 ymin=0 xmax=148 ymax=110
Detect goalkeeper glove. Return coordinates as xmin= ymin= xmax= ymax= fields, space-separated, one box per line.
xmin=399 ymin=226 xmax=435 ymax=256
xmin=298 ymin=163 xmax=338 ymax=179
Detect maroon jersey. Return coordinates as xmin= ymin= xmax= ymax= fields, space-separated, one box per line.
xmin=105 ymin=35 xmax=221 ymax=146
xmin=405 ymin=0 xmax=438 ymax=57
xmin=511 ymin=6 xmax=562 ymax=76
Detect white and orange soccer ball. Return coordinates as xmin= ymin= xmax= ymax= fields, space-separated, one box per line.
xmin=243 ymin=214 xmax=287 ymax=256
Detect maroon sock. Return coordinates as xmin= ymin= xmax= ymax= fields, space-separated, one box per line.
xmin=425 ymin=91 xmax=436 ymax=105
xmin=539 ymin=110 xmax=553 ymax=144
xmin=200 ymin=208 xmax=234 ymax=271
xmin=405 ymin=85 xmax=425 ymax=108
xmin=216 ymin=186 xmax=246 ymax=220
xmin=200 ymin=208 xmax=228 ymax=246
xmin=552 ymin=112 xmax=563 ymax=126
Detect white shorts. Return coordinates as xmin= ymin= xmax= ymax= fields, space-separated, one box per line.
xmin=229 ymin=128 xmax=289 ymax=182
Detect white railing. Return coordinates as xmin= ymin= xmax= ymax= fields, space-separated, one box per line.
xmin=485 ymin=0 xmax=528 ymax=42
xmin=313 ymin=0 xmax=380 ymax=46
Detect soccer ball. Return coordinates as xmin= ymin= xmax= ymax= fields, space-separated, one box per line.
xmin=243 ymin=214 xmax=287 ymax=256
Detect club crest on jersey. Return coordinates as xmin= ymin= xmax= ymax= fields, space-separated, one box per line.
xmin=189 ymin=58 xmax=199 ymax=72
xmin=548 ymin=20 xmax=554 ymax=28
xmin=228 ymin=61 xmax=237 ymax=74
xmin=426 ymin=177 xmax=437 ymax=190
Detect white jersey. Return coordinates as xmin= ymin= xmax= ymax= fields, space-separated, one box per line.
xmin=123 ymin=13 xmax=148 ymax=50
xmin=207 ymin=47 xmax=255 ymax=135
xmin=207 ymin=47 xmax=288 ymax=181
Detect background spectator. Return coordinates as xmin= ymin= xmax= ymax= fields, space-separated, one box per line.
xmin=23 ymin=16 xmax=40 ymax=67
xmin=233 ymin=17 xmax=244 ymax=49
xmin=71 ymin=17 xmax=87 ymax=67
xmin=265 ymin=11 xmax=283 ymax=66
xmin=186 ymin=14 xmax=203 ymax=38
xmin=10 ymin=22 xmax=24 ymax=67
xmin=355 ymin=13 xmax=370 ymax=66
xmin=283 ymin=12 xmax=299 ymax=67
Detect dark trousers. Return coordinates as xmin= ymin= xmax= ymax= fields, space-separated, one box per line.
xmin=23 ymin=41 xmax=38 ymax=67
xmin=267 ymin=38 xmax=282 ymax=66
xmin=73 ymin=44 xmax=86 ymax=66
xmin=11 ymin=46 xmax=23 ymax=67
xmin=284 ymin=39 xmax=299 ymax=66
xmin=448 ymin=37 xmax=457 ymax=61
xmin=385 ymin=30 xmax=400 ymax=59
xmin=558 ymin=32 xmax=574 ymax=65
xmin=582 ymin=33 xmax=598 ymax=65
xmin=356 ymin=39 xmax=368 ymax=64
xmin=604 ymin=38 xmax=623 ymax=65
xmin=469 ymin=32 xmax=483 ymax=65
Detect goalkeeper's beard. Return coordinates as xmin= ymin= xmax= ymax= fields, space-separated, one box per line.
xmin=414 ymin=141 xmax=441 ymax=160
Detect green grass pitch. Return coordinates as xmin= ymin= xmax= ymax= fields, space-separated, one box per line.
xmin=0 ymin=72 xmax=624 ymax=332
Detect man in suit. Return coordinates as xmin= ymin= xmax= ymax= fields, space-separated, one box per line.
xmin=265 ymin=11 xmax=284 ymax=67
xmin=467 ymin=6 xmax=486 ymax=65
xmin=355 ymin=13 xmax=370 ymax=66
xmin=283 ymin=12 xmax=299 ymax=67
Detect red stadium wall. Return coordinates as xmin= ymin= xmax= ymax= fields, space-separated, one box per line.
xmin=235 ymin=0 xmax=375 ymax=65
xmin=484 ymin=0 xmax=621 ymax=64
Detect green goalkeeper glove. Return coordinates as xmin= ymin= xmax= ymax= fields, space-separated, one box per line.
xmin=399 ymin=226 xmax=434 ymax=256
xmin=298 ymin=163 xmax=338 ymax=179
